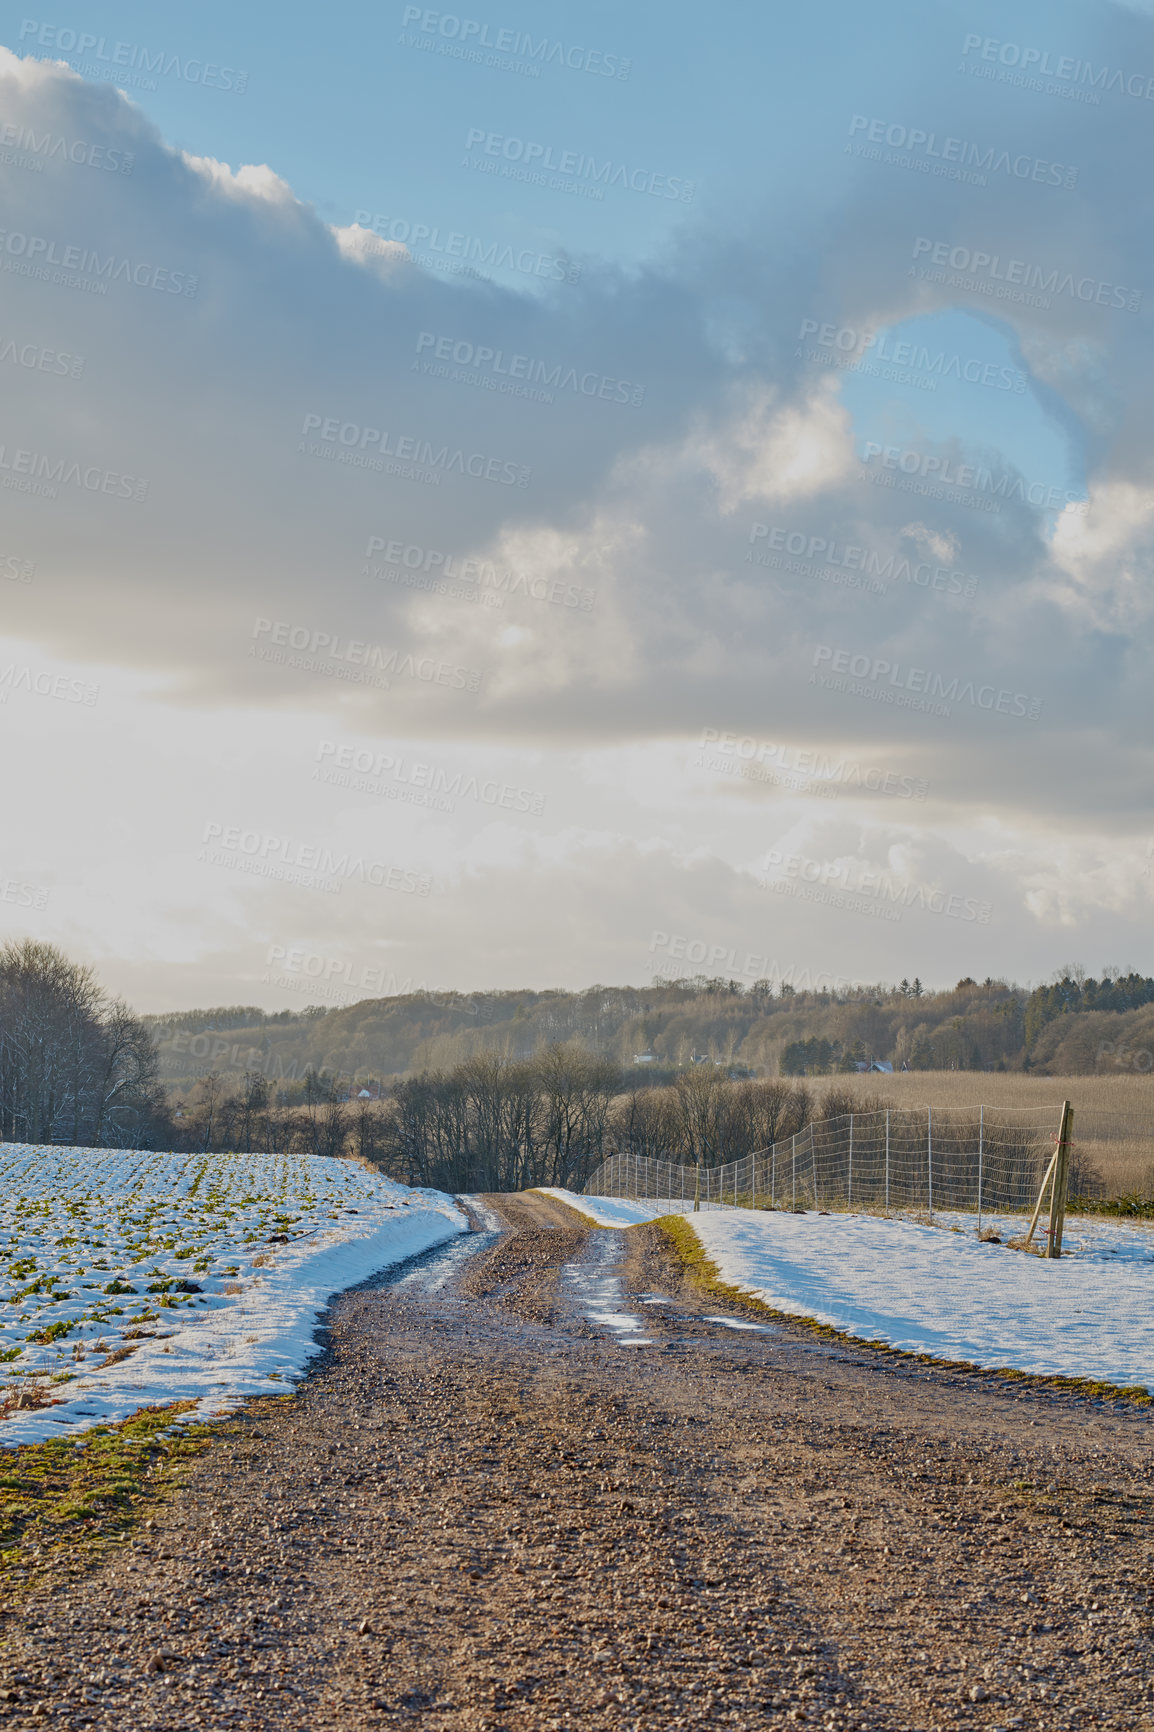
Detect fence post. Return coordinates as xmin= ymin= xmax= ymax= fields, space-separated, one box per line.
xmin=1047 ymin=1100 xmax=1074 ymax=1259
xmin=885 ymin=1109 xmax=890 ymax=1215
xmin=693 ymin=1161 xmax=701 ymax=1213
xmin=976 ymin=1105 xmax=984 ymax=1236
xmin=848 ymin=1113 xmax=853 ymax=1208
xmin=771 ymin=1143 xmax=776 ymax=1209
xmin=792 ymin=1134 xmax=796 ymax=1210
xmin=927 ymin=1105 xmax=933 ymax=1222
xmin=811 ymin=1122 xmax=818 ymax=1208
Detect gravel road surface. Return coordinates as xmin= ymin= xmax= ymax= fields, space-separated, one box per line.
xmin=0 ymin=1191 xmax=1150 ymax=1730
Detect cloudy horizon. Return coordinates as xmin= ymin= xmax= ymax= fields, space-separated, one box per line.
xmin=2 ymin=3 xmax=1153 ymax=1014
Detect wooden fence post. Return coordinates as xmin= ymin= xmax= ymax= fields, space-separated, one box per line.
xmin=693 ymin=1162 xmax=701 ymax=1213
xmin=1047 ymin=1100 xmax=1074 ymax=1259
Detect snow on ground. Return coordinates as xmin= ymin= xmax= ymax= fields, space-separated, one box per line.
xmin=536 ymin=1191 xmax=724 ymax=1226
xmin=933 ymin=1207 xmax=1154 ymax=1263
xmin=546 ymin=1191 xmax=1154 ymax=1392
xmin=0 ymin=1143 xmax=465 ymax=1446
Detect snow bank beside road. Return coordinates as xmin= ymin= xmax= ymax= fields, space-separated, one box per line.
xmin=547 ymin=1191 xmax=1154 ymax=1392
xmin=536 ymin=1190 xmax=724 ymax=1226
xmin=0 ymin=1143 xmax=465 ymax=1445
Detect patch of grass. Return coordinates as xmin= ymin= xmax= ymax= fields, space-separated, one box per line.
xmin=1069 ymin=1193 xmax=1154 ymax=1220
xmin=657 ymin=1215 xmax=1153 ymax=1408
xmin=25 ymin=1319 xmax=72 ymax=1345
xmin=0 ymin=1402 xmax=220 ymax=1594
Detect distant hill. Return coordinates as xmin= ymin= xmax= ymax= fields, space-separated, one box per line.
xmin=139 ymin=972 xmax=1154 ymax=1092
xmin=142 ymin=971 xmax=1154 ymax=1095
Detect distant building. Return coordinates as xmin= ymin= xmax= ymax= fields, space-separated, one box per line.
xmin=632 ymin=1051 xmax=658 ymax=1066
xmin=853 ymin=1059 xmax=894 ymax=1073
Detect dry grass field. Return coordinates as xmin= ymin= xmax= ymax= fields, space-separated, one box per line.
xmin=841 ymin=1070 xmax=1154 ymax=1199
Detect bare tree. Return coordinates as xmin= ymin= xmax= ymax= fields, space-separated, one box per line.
xmin=0 ymin=940 xmax=163 ymax=1147
xmin=535 ymin=1044 xmax=618 ymax=1188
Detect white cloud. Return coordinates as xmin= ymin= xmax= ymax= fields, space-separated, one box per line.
xmin=3 ymin=40 xmax=1154 ymax=1005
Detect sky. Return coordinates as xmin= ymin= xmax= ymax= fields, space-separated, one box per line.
xmin=1 ymin=0 xmax=1153 ymax=1013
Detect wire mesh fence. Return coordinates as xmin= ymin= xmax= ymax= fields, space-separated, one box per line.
xmin=585 ymin=1104 xmax=1071 ymax=1228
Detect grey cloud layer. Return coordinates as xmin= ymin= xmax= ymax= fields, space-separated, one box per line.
xmin=2 ymin=38 xmax=1152 ymax=832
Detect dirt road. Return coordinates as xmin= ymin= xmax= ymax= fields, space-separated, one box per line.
xmin=0 ymin=1192 xmax=1150 ymax=1729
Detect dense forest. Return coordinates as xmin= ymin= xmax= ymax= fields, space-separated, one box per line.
xmin=143 ymin=968 xmax=1154 ymax=1091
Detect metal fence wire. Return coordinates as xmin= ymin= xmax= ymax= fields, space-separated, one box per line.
xmin=585 ymin=1105 xmax=1071 ymax=1230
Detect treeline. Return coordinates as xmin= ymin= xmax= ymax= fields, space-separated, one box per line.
xmin=1023 ymin=973 xmax=1154 ymax=1047
xmin=168 ymin=1048 xmax=619 ymax=1190
xmin=0 ymin=942 xmax=163 ymax=1147
xmin=4 ymin=947 xmax=1152 ymax=1172
xmin=166 ymin=1053 xmax=857 ymax=1192
xmin=144 ymin=971 xmax=1052 ymax=1086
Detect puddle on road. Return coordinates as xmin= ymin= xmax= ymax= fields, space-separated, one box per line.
xmin=560 ymin=1230 xmax=654 ymax=1346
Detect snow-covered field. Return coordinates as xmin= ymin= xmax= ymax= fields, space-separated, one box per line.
xmin=0 ymin=1143 xmax=465 ymax=1446
xmin=545 ymin=1191 xmax=1154 ymax=1393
